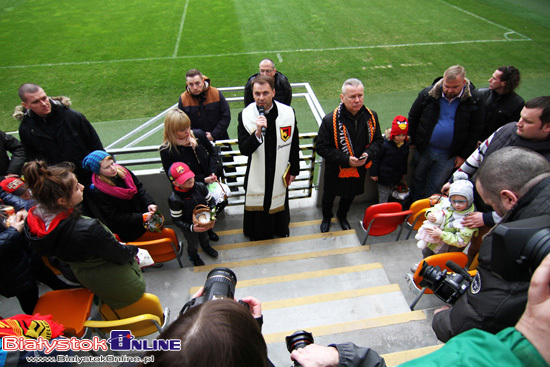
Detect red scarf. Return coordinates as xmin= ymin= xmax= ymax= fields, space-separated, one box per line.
xmin=26 ymin=206 xmax=73 ymax=237
xmin=92 ymin=165 xmax=138 ymax=200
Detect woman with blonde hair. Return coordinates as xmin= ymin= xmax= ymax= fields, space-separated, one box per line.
xmin=82 ymin=150 xmax=179 ymax=246
xmin=23 ymin=160 xmax=145 ymax=309
xmin=160 ymin=108 xmax=221 ymax=241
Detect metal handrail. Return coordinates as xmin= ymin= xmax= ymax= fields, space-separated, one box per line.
xmin=105 ymin=83 xmax=325 ymax=206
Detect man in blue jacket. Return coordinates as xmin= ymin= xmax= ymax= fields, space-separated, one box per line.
xmin=407 ymin=65 xmax=483 ymax=203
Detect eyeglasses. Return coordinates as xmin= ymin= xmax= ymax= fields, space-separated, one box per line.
xmin=450 ymin=200 xmax=467 ymax=205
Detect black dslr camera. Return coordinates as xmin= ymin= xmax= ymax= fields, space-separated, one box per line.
xmin=418 ymin=215 xmax=550 ymax=304
xmin=180 ymin=267 xmax=242 ymax=315
xmin=418 ymin=261 xmax=472 ymax=304
xmin=286 ymin=330 xmax=314 ymax=367
xmin=491 ymin=215 xmax=550 ymax=282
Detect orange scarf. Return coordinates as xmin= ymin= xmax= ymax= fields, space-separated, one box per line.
xmin=332 ymin=104 xmax=376 ymax=178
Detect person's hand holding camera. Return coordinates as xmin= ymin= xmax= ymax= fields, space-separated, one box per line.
xmin=240 ymin=296 xmax=262 ymax=318
xmin=190 ymin=286 xmax=262 ymax=319
xmin=290 ymin=344 xmax=339 ymax=367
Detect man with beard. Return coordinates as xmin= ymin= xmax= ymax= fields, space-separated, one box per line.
xmin=432 ymin=147 xmax=550 ymax=342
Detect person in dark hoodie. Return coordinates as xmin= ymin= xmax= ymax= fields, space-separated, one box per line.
xmin=0 ymin=189 xmax=74 ymax=314
xmin=23 ymin=160 xmax=145 ymax=309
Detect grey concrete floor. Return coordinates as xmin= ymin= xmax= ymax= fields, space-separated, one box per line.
xmin=0 ymin=196 xmax=446 ymax=366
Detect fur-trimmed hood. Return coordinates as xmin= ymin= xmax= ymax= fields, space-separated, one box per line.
xmin=12 ymin=96 xmax=71 ymax=122
xmin=428 ymin=77 xmax=473 ymax=101
xmin=185 ymin=76 xmax=211 ymax=96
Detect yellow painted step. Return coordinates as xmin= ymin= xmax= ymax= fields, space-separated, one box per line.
xmin=263 ymin=310 xmax=426 ymax=344
xmin=195 ymin=246 xmax=371 ymax=273
xmin=215 ymin=218 xmax=341 ymax=236
xmin=190 ymin=263 xmax=383 ymax=294
xmin=382 ymin=344 xmax=443 ymax=366
xmin=208 ymin=229 xmax=357 ymax=252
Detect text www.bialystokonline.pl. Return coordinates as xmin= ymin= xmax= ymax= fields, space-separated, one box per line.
xmin=26 ymin=354 xmax=155 ymax=364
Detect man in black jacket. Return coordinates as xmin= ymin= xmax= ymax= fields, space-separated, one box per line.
xmin=243 ymin=59 xmax=292 ymax=107
xmin=407 ymin=65 xmax=483 ymax=202
xmin=432 ymin=147 xmax=550 ymax=342
xmin=478 ymin=65 xmax=524 ymax=142
xmin=315 ymin=78 xmax=383 ymax=233
xmin=17 ymin=83 xmax=103 ymax=188
xmin=178 ymin=69 xmax=235 ymax=205
xmin=17 ymin=83 xmax=104 ymax=216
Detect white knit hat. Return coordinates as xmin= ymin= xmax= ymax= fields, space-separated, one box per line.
xmin=449 ymin=172 xmax=474 ymax=206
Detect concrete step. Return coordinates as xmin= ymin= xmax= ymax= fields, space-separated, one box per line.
xmin=140 ymin=213 xmax=442 ymax=366
xmin=0 ymin=205 xmax=444 ymax=367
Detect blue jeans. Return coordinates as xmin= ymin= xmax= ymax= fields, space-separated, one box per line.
xmin=409 ymin=149 xmax=455 ymax=202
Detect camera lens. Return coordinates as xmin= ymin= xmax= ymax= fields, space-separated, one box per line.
xmin=419 ymin=264 xmax=444 ymax=287
xmin=285 ymin=330 xmax=314 ymax=353
xmin=523 ymin=228 xmax=550 ymax=274
xmin=203 ymin=267 xmax=237 ymax=302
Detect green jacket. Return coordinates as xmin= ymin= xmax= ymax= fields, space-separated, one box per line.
xmin=400 ymin=328 xmax=547 ymax=367
xmin=426 ymin=202 xmax=478 ymax=253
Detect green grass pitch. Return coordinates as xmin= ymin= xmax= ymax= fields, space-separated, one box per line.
xmin=1 ymin=0 xmax=549 ymax=145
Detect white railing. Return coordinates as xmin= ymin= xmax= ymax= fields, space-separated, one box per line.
xmin=105 ymin=83 xmax=325 ymax=206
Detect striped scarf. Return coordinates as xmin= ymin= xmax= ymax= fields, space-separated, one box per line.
xmin=332 ymin=104 xmax=376 ymax=178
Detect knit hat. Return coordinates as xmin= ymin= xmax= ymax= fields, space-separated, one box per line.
xmin=0 ymin=177 xmax=27 ymax=196
xmin=390 ymin=115 xmax=409 ymax=140
xmin=169 ymin=162 xmax=195 ymax=185
xmin=449 ymin=172 xmax=474 ymax=206
xmin=82 ymin=150 xmax=111 ymax=174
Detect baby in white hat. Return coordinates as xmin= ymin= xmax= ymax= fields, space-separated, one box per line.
xmin=417 ymin=173 xmax=478 ymax=258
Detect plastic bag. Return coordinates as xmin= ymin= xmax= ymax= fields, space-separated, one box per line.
xmin=207 ymin=181 xmax=230 ymax=205
xmin=391 ymin=182 xmax=410 ymax=200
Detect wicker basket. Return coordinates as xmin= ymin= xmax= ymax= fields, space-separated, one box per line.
xmin=192 ymin=205 xmax=215 ymax=230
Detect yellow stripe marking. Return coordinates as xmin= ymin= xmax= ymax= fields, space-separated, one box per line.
xmin=208 ymin=230 xmax=357 ymax=251
xmin=382 ymin=345 xmax=443 ymax=366
xmin=263 ymin=310 xmax=426 ymax=344
xmin=215 ymin=218 xmax=341 ymax=236
xmin=262 ymin=284 xmax=401 ymax=310
xmin=194 ymin=246 xmax=371 ymax=273
xmin=190 ymin=263 xmax=382 ymax=294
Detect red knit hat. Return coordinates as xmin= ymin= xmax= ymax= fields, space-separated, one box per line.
xmin=0 ymin=177 xmax=27 ymax=196
xmin=390 ymin=115 xmax=409 ymax=140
